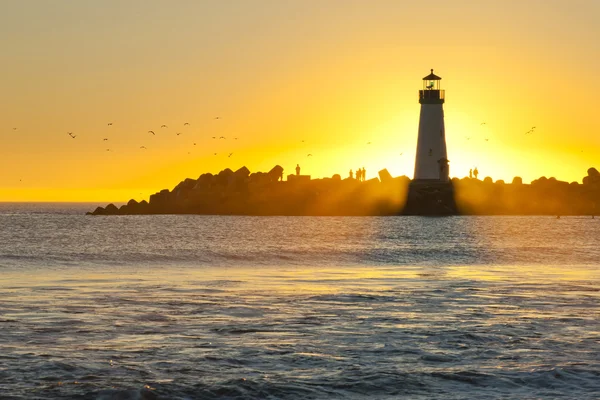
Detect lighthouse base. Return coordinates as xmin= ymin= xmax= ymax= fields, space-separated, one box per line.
xmin=402 ymin=180 xmax=458 ymax=216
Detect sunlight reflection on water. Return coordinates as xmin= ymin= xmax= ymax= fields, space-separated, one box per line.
xmin=0 ymin=210 xmax=599 ymax=399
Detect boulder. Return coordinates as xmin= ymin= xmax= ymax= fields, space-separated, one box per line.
xmin=197 ymin=173 xmax=214 ymax=183
xmin=268 ymin=165 xmax=284 ymax=182
xmin=174 ymin=178 xmax=197 ymax=192
xmin=91 ymin=206 xmax=105 ymax=216
xmin=137 ymin=200 xmax=150 ymax=213
xmin=378 ymin=168 xmax=393 ymax=184
xmin=105 ymin=204 xmax=119 ymax=215
xmin=218 ymin=168 xmax=234 ymax=177
xmin=512 ymin=177 xmax=523 ymax=185
xmin=194 ymin=173 xmax=214 ymax=191
xmin=234 ymin=166 xmax=251 ymax=178
xmin=215 ymin=169 xmax=234 ymax=186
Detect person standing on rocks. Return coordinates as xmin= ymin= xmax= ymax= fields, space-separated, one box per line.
xmin=296 ymin=164 xmax=301 ymax=176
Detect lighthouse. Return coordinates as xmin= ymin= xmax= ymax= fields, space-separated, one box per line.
xmin=403 ymin=69 xmax=457 ymax=215
xmin=414 ymin=69 xmax=449 ymax=181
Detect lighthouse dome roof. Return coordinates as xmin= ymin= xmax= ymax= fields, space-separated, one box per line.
xmin=423 ymin=69 xmax=441 ymax=80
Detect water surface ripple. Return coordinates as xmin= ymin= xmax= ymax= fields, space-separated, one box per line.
xmin=0 ymin=205 xmax=599 ymax=399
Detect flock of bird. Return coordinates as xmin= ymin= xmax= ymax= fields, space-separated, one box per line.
xmin=61 ymin=118 xmax=248 ymax=156
xmin=11 ymin=120 xmax=542 ymax=177
xmin=58 ymin=116 xmax=325 ymax=159
xmin=464 ymin=123 xmax=537 ymax=143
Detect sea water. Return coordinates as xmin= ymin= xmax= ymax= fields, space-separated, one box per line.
xmin=0 ymin=203 xmax=599 ymax=399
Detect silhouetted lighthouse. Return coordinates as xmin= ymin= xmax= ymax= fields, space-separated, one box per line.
xmin=403 ymin=69 xmax=457 ymax=215
xmin=414 ymin=69 xmax=449 ymax=181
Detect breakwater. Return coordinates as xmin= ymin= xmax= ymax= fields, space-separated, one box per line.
xmin=89 ymin=166 xmax=600 ymax=216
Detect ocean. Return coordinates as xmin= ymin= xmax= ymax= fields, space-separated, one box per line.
xmin=0 ymin=203 xmax=599 ymax=399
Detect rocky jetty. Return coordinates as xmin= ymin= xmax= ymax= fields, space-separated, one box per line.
xmin=88 ymin=166 xmax=600 ymax=216
xmin=453 ymin=167 xmax=600 ymax=215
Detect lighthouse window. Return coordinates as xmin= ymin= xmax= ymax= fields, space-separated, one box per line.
xmin=426 ymin=81 xmax=434 ymax=89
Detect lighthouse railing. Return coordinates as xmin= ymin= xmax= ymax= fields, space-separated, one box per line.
xmin=418 ymin=89 xmax=445 ymax=102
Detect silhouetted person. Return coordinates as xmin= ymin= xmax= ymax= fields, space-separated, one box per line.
xmin=349 ymin=169 xmax=354 ymax=179
xmin=280 ymin=169 xmax=284 ymax=182
xmin=362 ymin=168 xmax=366 ymax=182
xmin=356 ymin=168 xmax=362 ymax=182
xmin=473 ymin=167 xmax=479 ymax=180
xmin=469 ymin=169 xmax=473 ymax=179
xmin=296 ymin=164 xmax=300 ymax=176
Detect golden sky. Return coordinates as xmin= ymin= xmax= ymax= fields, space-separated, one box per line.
xmin=1 ymin=0 xmax=599 ymax=201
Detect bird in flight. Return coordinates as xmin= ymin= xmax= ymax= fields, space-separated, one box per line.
xmin=219 ymin=136 xmax=226 ymax=139
xmin=234 ymin=137 xmax=238 ymax=140
xmin=176 ymin=132 xmax=182 ymax=136
xmin=12 ymin=127 xmax=17 ymax=131
xmin=103 ymin=138 xmax=108 ymax=141
xmin=307 ymin=154 xmax=313 ymax=157
xmin=148 ymin=130 xmax=155 ymax=135
xmin=193 ymin=143 xmax=197 ymax=146
xmin=367 ymin=142 xmax=372 ymax=145
xmin=108 ymin=123 xmax=113 ymax=126
xmin=526 ymin=126 xmax=537 ymax=134
xmin=214 ymin=153 xmax=218 ymax=156
xmin=465 ymin=137 xmax=471 ymax=140
xmin=106 ymin=149 xmax=111 ymax=152
xmin=228 ymin=153 xmax=233 ymax=158
xmin=214 ymin=117 xmax=221 ymax=120
xmin=161 ymin=125 xmax=168 ymax=128
xmin=301 ymin=140 xmax=305 ymax=143
xmin=68 ymin=132 xmax=76 ymax=139
xmin=212 ymin=136 xmax=216 ymax=139
xmin=480 ymin=122 xmax=486 ymax=125
xmin=184 ymin=122 xmax=190 ymax=126
xmin=485 ymin=138 xmax=489 ymax=142
xmin=400 ymin=152 xmax=403 ymax=156
xmin=140 ymin=146 xmax=147 ymax=149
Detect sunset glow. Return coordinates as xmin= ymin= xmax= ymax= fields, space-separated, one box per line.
xmin=1 ymin=1 xmax=599 ymax=201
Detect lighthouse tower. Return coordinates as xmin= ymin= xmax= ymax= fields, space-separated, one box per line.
xmin=414 ymin=69 xmax=449 ymax=181
xmin=403 ymin=69 xmax=457 ymax=215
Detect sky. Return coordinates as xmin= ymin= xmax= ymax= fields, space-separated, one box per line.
xmin=1 ymin=0 xmax=599 ymax=201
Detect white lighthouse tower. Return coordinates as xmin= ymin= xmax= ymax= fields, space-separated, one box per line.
xmin=414 ymin=69 xmax=449 ymax=182
xmin=403 ymin=69 xmax=456 ymax=215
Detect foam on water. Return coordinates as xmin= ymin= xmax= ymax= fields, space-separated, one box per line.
xmin=0 ymin=204 xmax=599 ymax=399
